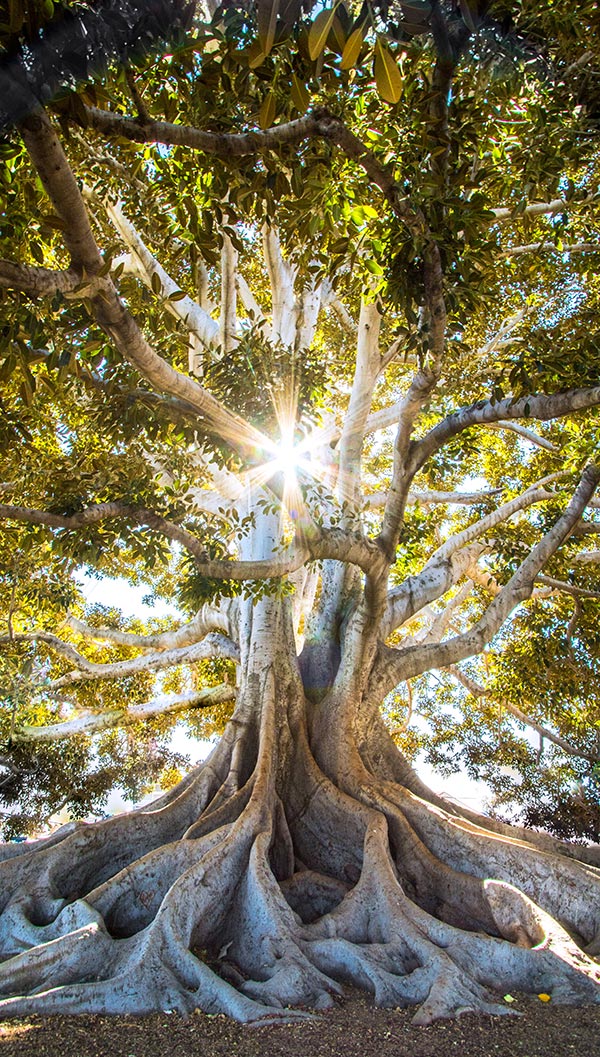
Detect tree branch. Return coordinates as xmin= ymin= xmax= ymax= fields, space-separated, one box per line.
xmin=45 ymin=633 xmax=239 ymax=691
xmin=95 ymin=193 xmax=220 ymax=350
xmin=17 ymin=110 xmax=271 ymax=462
xmin=570 ymin=549 xmax=600 ymax=564
xmin=0 ymin=259 xmax=80 ymax=297
xmin=382 ymin=542 xmax=486 ymax=639
xmin=67 ymin=599 xmax=237 ymax=650
xmin=492 ymin=196 xmax=597 ymax=222
xmin=503 ymin=241 xmax=600 ymax=257
xmin=0 ymin=500 xmax=213 ymax=561
xmin=337 ymin=300 xmax=381 ymax=509
xmin=83 ymin=105 xmax=319 ymax=156
xmin=373 ymin=464 xmax=600 ymax=694
xmin=13 ymin=684 xmax=236 ymax=743
xmin=483 ymin=421 xmax=560 ymax=452
xmin=220 ymin=232 xmax=238 ymax=354
xmin=429 ymin=485 xmax=555 ymax=564
xmin=0 ymin=631 xmax=91 ymax=669
xmin=411 ymin=386 xmax=600 ymax=475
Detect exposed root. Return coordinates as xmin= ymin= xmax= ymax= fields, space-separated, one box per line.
xmin=0 ymin=683 xmax=598 ymax=1025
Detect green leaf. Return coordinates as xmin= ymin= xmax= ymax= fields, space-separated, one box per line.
xmin=459 ymin=0 xmax=477 ymax=32
xmin=151 ymin=272 xmax=163 ymax=296
xmin=340 ymin=25 xmax=364 ymax=70
xmin=245 ymin=40 xmax=267 ymax=69
xmin=365 ymin=259 xmax=383 ymax=275
xmin=290 ymin=74 xmax=310 ymax=114
xmin=168 ymin=290 xmax=187 ymax=302
xmin=257 ymin=0 xmax=280 ymax=56
xmin=328 ymin=14 xmax=346 ymax=54
xmin=374 ymin=40 xmax=403 ymax=104
xmin=308 ymin=7 xmax=337 ymax=61
xmin=259 ymin=92 xmax=276 ymax=130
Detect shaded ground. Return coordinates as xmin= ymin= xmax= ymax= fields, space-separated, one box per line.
xmin=0 ymin=992 xmax=598 ymax=1057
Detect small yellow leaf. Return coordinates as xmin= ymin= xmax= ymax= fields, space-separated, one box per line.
xmin=537 ymin=993 xmax=551 ymax=1002
xmin=257 ymin=0 xmax=280 ymax=56
xmin=308 ymin=7 xmax=337 ymax=60
xmin=258 ymin=92 xmax=276 ymax=130
xmin=503 ymin=994 xmax=515 ymax=1003
xmin=290 ymin=74 xmax=310 ymax=114
xmin=329 ymin=14 xmax=346 ymax=54
xmin=340 ymin=25 xmax=364 ymax=70
xmin=374 ymin=39 xmax=403 ymax=104
xmin=245 ymin=40 xmax=267 ymax=69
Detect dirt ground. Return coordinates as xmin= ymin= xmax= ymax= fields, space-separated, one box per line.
xmin=0 ymin=991 xmax=598 ymax=1057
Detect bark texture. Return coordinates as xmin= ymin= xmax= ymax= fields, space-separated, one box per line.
xmin=0 ymin=592 xmax=598 ymax=1025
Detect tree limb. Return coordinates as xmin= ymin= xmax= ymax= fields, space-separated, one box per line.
xmin=17 ymin=110 xmax=271 ymax=462
xmin=430 ymin=485 xmax=555 ymax=564
xmin=492 ymin=196 xmax=596 ymax=222
xmin=382 ymin=542 xmax=487 ymax=638
xmin=411 ymin=386 xmax=600 ymax=475
xmin=67 ymin=599 xmax=237 ymax=650
xmin=503 ymin=241 xmax=600 ymax=257
xmin=96 ymin=193 xmax=220 ymax=349
xmin=0 ymin=259 xmax=80 ymax=297
xmin=12 ymin=684 xmax=236 ymax=743
xmin=570 ymin=549 xmax=600 ymax=564
xmin=373 ymin=464 xmax=600 ymax=694
xmin=45 ymin=633 xmax=239 ymax=691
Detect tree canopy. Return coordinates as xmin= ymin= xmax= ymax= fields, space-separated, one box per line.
xmin=0 ymin=0 xmax=599 ymax=1024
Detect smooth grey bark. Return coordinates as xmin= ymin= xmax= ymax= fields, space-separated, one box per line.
xmin=0 ymin=585 xmax=598 ymax=1024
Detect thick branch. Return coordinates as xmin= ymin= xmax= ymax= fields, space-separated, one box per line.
xmin=67 ymin=601 xmax=236 ymax=651
xmin=0 ymin=631 xmax=90 ymax=668
xmin=373 ymin=465 xmax=600 ymax=694
xmin=430 ymin=486 xmax=555 ymax=564
xmin=46 ymin=633 xmax=238 ymax=691
xmin=220 ymin=233 xmax=238 ymax=354
xmin=383 ymin=542 xmax=486 ymax=638
xmin=337 ymin=300 xmax=381 ymax=508
xmin=0 ymin=501 xmax=213 ymax=562
xmin=98 ymin=195 xmax=219 ymax=349
xmin=411 ymin=387 xmax=600 ymax=474
xmin=83 ymin=105 xmax=319 ymax=156
xmin=17 ymin=110 xmax=269 ymax=462
xmin=13 ymin=684 xmax=235 ymax=742
xmin=0 ymin=259 xmax=80 ymax=296
xmin=571 ymin=549 xmax=600 ymax=564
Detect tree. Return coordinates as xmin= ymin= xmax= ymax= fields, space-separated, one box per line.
xmin=0 ymin=0 xmax=599 ymax=1025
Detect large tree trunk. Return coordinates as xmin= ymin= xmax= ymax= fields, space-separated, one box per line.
xmin=0 ymin=590 xmax=598 ymax=1023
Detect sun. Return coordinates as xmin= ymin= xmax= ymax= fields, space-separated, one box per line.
xmin=272 ymin=436 xmax=302 ymax=482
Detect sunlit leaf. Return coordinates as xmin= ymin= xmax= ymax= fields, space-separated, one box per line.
xmin=291 ymin=74 xmax=310 ymax=114
xmin=308 ymin=7 xmax=337 ymax=61
xmin=259 ymin=92 xmax=276 ymax=130
xmin=257 ymin=0 xmax=280 ymax=56
xmin=340 ymin=26 xmax=365 ymax=70
xmin=374 ymin=39 xmax=403 ymax=104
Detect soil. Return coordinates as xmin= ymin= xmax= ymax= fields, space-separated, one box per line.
xmin=0 ymin=991 xmax=598 ymax=1057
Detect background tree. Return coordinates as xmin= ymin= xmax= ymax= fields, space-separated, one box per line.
xmin=0 ymin=0 xmax=599 ymax=1024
